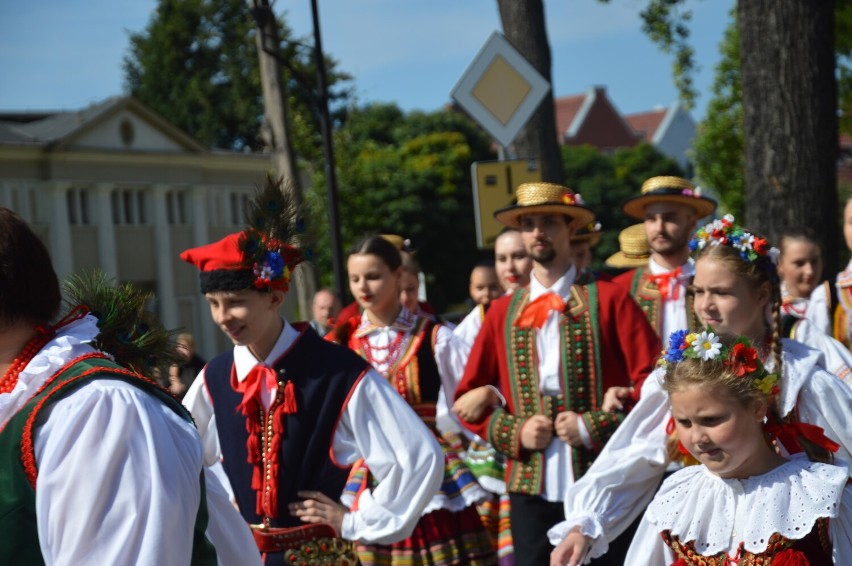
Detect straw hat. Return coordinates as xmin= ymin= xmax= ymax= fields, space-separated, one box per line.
xmin=622 ymin=176 xmax=717 ymax=220
xmin=494 ymin=182 xmax=594 ymax=230
xmin=605 ymin=224 xmax=651 ymax=268
xmin=571 ymin=221 xmax=602 ymax=247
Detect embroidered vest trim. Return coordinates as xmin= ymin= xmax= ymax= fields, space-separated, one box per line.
xmin=0 ymin=354 xmax=216 ymax=566
xmin=630 ymin=267 xmax=699 ymax=337
xmin=490 ymin=285 xmax=605 ymax=494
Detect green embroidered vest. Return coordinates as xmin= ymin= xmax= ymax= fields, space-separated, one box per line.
xmin=629 ymin=266 xmax=700 ymax=338
xmin=0 ymin=355 xmax=217 ymax=566
xmin=486 ymin=284 xmax=624 ymax=495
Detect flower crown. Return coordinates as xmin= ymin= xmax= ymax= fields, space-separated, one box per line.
xmin=689 ymin=214 xmax=780 ymax=268
xmin=659 ymin=329 xmax=780 ymax=398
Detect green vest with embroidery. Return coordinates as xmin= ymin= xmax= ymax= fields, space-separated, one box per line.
xmin=629 ymin=266 xmax=700 ymax=338
xmin=0 ymin=355 xmax=217 ymax=566
xmin=486 ymin=284 xmax=625 ymax=495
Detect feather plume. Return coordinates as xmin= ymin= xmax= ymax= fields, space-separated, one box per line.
xmin=62 ymin=270 xmax=181 ymax=377
xmin=239 ymin=175 xmax=305 ymax=291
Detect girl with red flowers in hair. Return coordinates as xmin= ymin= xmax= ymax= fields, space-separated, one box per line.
xmin=624 ymin=331 xmax=851 ymax=563
xmin=550 ymin=216 xmax=852 ymax=566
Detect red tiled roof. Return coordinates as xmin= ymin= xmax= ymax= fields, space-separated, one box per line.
xmin=625 ymin=109 xmax=667 ymax=142
xmin=554 ymin=94 xmax=587 ymax=138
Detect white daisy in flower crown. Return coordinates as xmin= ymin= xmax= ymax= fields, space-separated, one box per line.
xmin=689 ymin=330 xmax=722 ymax=361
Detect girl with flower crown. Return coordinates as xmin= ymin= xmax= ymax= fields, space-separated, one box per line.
xmin=624 ymin=332 xmax=851 ymax=563
xmin=335 ymin=234 xmax=496 ymax=565
xmin=549 ymin=215 xmax=852 ymax=566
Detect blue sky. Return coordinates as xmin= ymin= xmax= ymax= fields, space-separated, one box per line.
xmin=0 ymin=0 xmax=734 ymax=121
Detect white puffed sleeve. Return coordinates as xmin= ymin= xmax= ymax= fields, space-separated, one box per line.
xmin=548 ymin=370 xmax=671 ymax=559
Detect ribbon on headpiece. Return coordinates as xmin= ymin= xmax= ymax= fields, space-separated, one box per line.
xmin=515 ymin=292 xmax=565 ymax=329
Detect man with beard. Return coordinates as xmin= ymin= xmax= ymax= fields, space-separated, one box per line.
xmin=454 ymin=182 xmax=659 ymax=566
xmin=613 ymin=176 xmax=717 ymax=345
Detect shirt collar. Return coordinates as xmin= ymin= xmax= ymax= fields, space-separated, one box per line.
xmin=354 ymin=306 xmax=416 ymax=338
xmin=529 ymin=265 xmax=576 ymax=301
xmin=232 ymin=318 xmax=299 ymax=381
xmin=648 ymin=256 xmax=694 ymax=277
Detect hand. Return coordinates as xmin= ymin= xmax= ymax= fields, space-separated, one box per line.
xmin=550 ymin=527 xmax=591 ymax=566
xmin=167 ymin=365 xmax=187 ymax=397
xmin=520 ymin=415 xmax=553 ymax=450
xmin=554 ymin=411 xmax=584 ymax=447
xmin=602 ymin=386 xmax=634 ymax=412
xmin=289 ymin=490 xmax=348 ymax=535
xmin=453 ymin=386 xmax=498 ymax=422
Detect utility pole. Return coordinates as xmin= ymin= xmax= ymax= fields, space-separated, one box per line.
xmin=250 ymin=0 xmax=315 ymax=319
xmin=310 ymin=0 xmax=347 ymax=305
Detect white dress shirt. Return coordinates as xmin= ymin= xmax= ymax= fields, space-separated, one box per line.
xmin=183 ymin=319 xmax=444 ymax=545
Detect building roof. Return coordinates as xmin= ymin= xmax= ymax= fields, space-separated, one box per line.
xmin=625 ymin=107 xmax=668 ymax=142
xmin=0 ymin=96 xmax=208 ymax=152
xmin=554 ymin=93 xmax=587 ymax=140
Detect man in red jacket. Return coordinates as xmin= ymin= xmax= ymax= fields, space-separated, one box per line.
xmin=613 ymin=175 xmax=717 ymax=343
xmin=455 ymin=182 xmax=659 ymax=566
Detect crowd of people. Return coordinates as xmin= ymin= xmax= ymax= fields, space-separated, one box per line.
xmin=1 ymin=173 xmax=851 ymax=565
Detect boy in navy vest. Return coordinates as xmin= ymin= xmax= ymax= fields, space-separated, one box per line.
xmin=181 ymin=180 xmax=442 ymax=566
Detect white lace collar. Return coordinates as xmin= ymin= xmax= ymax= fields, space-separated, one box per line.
xmin=0 ymin=315 xmax=100 ymax=430
xmin=645 ymin=453 xmax=848 ymax=556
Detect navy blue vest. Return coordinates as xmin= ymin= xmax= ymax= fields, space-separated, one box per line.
xmin=205 ymin=325 xmax=368 ymax=528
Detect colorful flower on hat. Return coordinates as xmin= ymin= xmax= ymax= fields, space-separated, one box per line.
xmin=562 ymin=193 xmax=576 ymax=205
xmin=241 ymin=229 xmax=302 ymax=292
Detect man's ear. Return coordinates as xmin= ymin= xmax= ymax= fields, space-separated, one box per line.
xmin=270 ymin=289 xmax=286 ymax=309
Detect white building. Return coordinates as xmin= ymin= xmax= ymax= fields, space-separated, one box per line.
xmin=0 ymin=96 xmax=276 ymax=359
xmin=625 ymin=102 xmax=696 ymax=173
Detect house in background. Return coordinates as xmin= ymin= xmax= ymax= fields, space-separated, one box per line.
xmin=625 ymin=102 xmax=696 ymax=173
xmin=554 ymin=86 xmax=641 ymax=152
xmin=0 ymin=96 xmax=275 ymax=359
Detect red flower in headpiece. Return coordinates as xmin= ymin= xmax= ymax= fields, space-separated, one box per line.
xmin=753 ymin=237 xmax=768 ymax=255
xmin=726 ymin=342 xmax=758 ymax=377
xmin=562 ymin=193 xmax=575 ymax=205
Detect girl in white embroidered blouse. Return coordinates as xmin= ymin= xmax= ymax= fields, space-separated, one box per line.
xmin=622 ymin=332 xmax=852 ymax=564
xmin=548 ymin=216 xmax=852 ymax=566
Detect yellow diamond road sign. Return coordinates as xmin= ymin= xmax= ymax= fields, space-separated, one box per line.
xmin=452 ymin=32 xmax=551 ymax=148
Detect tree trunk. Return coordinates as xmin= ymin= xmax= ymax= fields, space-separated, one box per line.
xmin=251 ymin=0 xmax=315 ymax=319
xmin=739 ymin=0 xmax=839 ymax=272
xmin=497 ymin=0 xmax=565 ymax=184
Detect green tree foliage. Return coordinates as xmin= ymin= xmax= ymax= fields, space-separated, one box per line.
xmin=646 ymin=2 xmax=852 ymax=220
xmin=563 ymin=143 xmax=684 ymax=271
xmin=691 ymin=10 xmax=743 ymax=217
xmin=305 ymin=103 xmax=496 ymax=312
xmin=123 ymin=0 xmax=348 ymax=156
